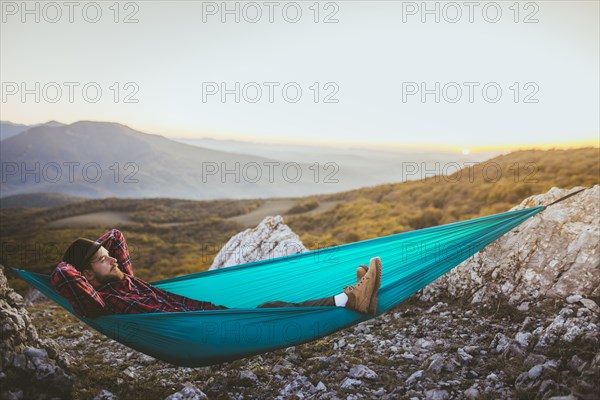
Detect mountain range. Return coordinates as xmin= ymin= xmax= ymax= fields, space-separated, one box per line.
xmin=1 ymin=120 xmax=501 ymax=200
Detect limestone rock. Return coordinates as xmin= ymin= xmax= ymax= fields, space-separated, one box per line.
xmin=425 ymin=389 xmax=449 ymax=400
xmin=579 ymin=298 xmax=600 ymax=314
xmin=340 ymin=377 xmax=362 ymax=389
xmin=23 ymin=288 xmax=48 ymax=307
xmin=534 ymin=306 xmax=599 ymax=350
xmin=348 ymin=364 xmax=378 ymax=379
xmin=94 ymin=389 xmax=120 ymax=400
xmin=0 ymin=265 xmax=75 ymax=400
xmin=164 ymin=385 xmax=208 ymax=400
xmin=419 ymin=185 xmax=600 ymax=304
xmin=209 ymin=215 xmax=307 ymax=270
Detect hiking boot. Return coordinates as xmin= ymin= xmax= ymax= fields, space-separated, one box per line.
xmin=356 ymin=264 xmax=368 ymax=282
xmin=344 ymin=257 xmax=382 ymax=314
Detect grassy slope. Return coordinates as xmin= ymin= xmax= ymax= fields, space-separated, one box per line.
xmin=287 ymin=148 xmax=599 ymax=245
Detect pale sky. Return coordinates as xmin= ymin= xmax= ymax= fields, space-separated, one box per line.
xmin=1 ymin=0 xmax=598 ymax=151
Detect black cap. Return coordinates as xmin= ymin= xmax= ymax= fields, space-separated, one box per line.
xmin=62 ymin=237 xmax=111 ymax=272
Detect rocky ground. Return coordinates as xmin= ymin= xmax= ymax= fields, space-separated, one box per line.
xmin=16 ymin=291 xmax=599 ymax=400
xmin=2 ymin=185 xmax=599 ymax=399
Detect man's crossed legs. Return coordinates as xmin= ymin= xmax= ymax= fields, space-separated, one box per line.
xmin=253 ymin=257 xmax=382 ymax=314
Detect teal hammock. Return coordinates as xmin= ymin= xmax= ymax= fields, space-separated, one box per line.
xmin=11 ymin=206 xmax=546 ymax=367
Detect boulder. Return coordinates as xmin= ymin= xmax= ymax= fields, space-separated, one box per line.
xmin=419 ymin=185 xmax=600 ymax=304
xmin=0 ymin=265 xmax=74 ymax=400
xmin=210 ymin=215 xmax=307 ymax=270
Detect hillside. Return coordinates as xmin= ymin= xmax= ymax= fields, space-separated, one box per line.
xmin=287 ymin=148 xmax=600 ymax=245
xmin=0 ymin=192 xmax=87 ymax=209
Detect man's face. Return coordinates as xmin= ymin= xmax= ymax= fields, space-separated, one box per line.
xmin=83 ymin=246 xmax=125 ymax=288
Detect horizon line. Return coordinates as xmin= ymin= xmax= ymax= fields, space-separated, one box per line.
xmin=2 ymin=119 xmax=598 ymax=154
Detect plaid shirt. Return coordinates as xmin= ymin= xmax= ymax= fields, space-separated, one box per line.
xmin=51 ymin=229 xmax=222 ymax=318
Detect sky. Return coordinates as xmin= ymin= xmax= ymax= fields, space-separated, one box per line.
xmin=1 ymin=0 xmax=599 ymax=152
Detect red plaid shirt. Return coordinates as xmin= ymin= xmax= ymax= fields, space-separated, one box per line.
xmin=50 ymin=229 xmax=222 ymax=318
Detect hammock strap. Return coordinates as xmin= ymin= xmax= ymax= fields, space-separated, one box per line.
xmin=545 ymin=187 xmax=588 ymax=207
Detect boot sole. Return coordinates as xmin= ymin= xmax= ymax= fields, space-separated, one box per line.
xmin=367 ymin=258 xmax=382 ymax=314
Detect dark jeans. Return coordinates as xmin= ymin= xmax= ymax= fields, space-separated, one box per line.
xmin=211 ymin=296 xmax=336 ymax=310
xmin=256 ymin=296 xmax=336 ymax=308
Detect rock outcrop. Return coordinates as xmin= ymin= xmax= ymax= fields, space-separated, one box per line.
xmin=0 ymin=265 xmax=74 ymax=400
xmin=419 ymin=185 xmax=600 ymax=305
xmin=209 ymin=215 xmax=307 ymax=270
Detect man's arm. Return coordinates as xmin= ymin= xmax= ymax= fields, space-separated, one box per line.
xmin=50 ymin=262 xmax=109 ymax=318
xmin=101 ymin=279 xmax=223 ymax=314
xmin=96 ymin=229 xmax=134 ymax=276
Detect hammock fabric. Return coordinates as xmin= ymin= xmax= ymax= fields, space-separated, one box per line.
xmin=11 ymin=206 xmax=546 ymax=367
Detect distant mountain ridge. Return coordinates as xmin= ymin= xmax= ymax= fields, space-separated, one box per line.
xmin=0 ymin=121 xmax=65 ymax=141
xmin=0 ymin=121 xmax=31 ymax=141
xmin=1 ymin=121 xmax=308 ymax=199
xmin=1 ymin=120 xmax=503 ymax=200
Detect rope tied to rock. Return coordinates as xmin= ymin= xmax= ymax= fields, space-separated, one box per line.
xmin=545 ymin=187 xmax=589 ymax=207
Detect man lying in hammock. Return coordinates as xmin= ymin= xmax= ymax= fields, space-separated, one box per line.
xmin=51 ymin=229 xmax=382 ymax=319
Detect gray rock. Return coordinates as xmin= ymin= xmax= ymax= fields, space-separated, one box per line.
xmin=559 ymin=307 xmax=575 ymax=318
xmin=535 ymin=311 xmax=599 ymax=349
xmin=406 ymin=370 xmax=425 ymax=385
xmin=0 ymin=265 xmax=74 ymax=400
xmin=490 ymin=333 xmax=510 ymax=353
xmin=515 ymin=332 xmax=532 ymax=347
xmin=464 ymin=387 xmax=479 ymax=399
xmin=340 ymin=378 xmax=362 ymax=389
xmin=528 ymin=364 xmax=544 ymax=379
xmin=416 ymin=338 xmax=435 ymax=349
xmin=424 ymin=389 xmax=449 ymax=400
xmin=239 ymin=370 xmax=258 ymax=382
xmin=580 ymin=298 xmax=600 ymax=313
xmin=315 ymin=381 xmax=327 ymax=392
xmin=164 ymin=386 xmax=208 ymax=400
xmin=348 ymin=365 xmax=378 ymax=380
xmin=427 ymin=354 xmax=445 ymax=374
xmin=566 ymin=295 xmax=582 ymax=304
xmin=209 ymin=215 xmax=308 ymax=270
xmin=486 ymin=373 xmax=498 ymax=381
xmin=94 ymin=389 xmax=120 ymax=400
xmin=463 ymin=345 xmax=479 ymax=355
xmin=23 ymin=288 xmax=48 ymax=307
xmin=122 ymin=366 xmax=138 ymax=380
xmin=22 ymin=347 xmax=47 ymax=359
xmin=457 ymin=347 xmax=473 ymax=362
xmin=419 ymin=185 xmax=600 ymax=304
